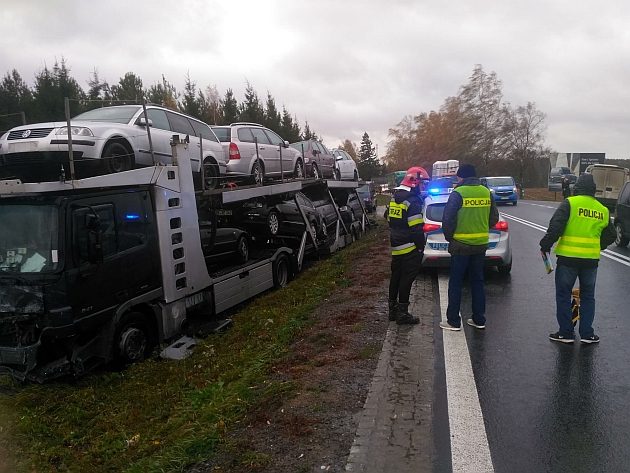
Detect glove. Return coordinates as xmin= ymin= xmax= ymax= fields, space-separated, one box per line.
xmin=539 ymin=237 xmax=551 ymax=253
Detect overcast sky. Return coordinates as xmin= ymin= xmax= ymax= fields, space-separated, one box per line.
xmin=3 ymin=0 xmax=630 ymax=159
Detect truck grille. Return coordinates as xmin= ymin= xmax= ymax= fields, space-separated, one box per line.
xmin=7 ymin=128 xmax=54 ymax=140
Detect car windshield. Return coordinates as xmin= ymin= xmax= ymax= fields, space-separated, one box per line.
xmin=73 ymin=106 xmax=141 ymax=124
xmin=485 ymin=177 xmax=514 ymax=187
xmin=426 ymin=203 xmax=446 ymax=222
xmin=211 ymin=127 xmax=231 ymax=142
xmin=0 ymin=204 xmax=59 ymax=273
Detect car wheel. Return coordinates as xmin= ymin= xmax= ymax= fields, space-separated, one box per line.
xmin=615 ymin=223 xmax=629 ymax=247
xmin=273 ymin=253 xmax=291 ymax=288
xmin=353 ymin=170 xmax=359 ymax=182
xmin=294 ymin=159 xmax=304 ymax=179
xmin=203 ymin=159 xmax=220 ymax=190
xmin=251 ymin=160 xmax=264 ymax=185
xmin=497 ymin=262 xmax=512 ymax=275
xmin=236 ymin=235 xmax=249 ymax=264
xmin=312 ymin=163 xmax=320 ymax=180
xmin=103 ymin=141 xmax=133 ymax=174
xmin=512 ymin=201 xmax=518 ymax=206
xmin=333 ymin=168 xmax=341 ymax=181
xmin=114 ymin=312 xmax=152 ymax=365
xmin=267 ymin=210 xmax=281 ymax=236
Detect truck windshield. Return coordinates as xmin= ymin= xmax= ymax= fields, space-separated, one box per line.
xmin=0 ymin=205 xmax=59 ymax=273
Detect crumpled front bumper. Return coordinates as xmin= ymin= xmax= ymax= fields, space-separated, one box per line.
xmin=0 ymin=342 xmax=40 ymax=381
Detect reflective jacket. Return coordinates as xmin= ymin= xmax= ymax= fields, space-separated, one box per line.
xmin=442 ymin=177 xmax=499 ymax=255
xmin=387 ymin=189 xmax=425 ymax=256
xmin=555 ymin=195 xmax=609 ymax=259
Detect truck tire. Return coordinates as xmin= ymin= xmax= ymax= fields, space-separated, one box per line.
xmin=114 ymin=312 xmax=153 ymax=365
xmin=273 ymin=253 xmax=290 ymax=288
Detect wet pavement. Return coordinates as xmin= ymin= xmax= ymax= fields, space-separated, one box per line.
xmin=346 ymin=201 xmax=630 ymax=473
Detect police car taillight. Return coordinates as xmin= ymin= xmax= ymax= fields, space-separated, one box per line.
xmin=493 ymin=221 xmax=508 ymax=231
xmin=423 ymin=223 xmax=441 ymax=232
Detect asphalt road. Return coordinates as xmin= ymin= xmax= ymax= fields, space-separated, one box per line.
xmin=435 ymin=200 xmax=630 ymax=473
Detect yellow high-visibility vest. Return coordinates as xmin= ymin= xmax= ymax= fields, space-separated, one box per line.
xmin=555 ymin=195 xmax=608 ymax=259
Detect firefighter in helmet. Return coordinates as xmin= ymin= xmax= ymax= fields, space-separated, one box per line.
xmin=387 ymin=167 xmax=426 ymax=324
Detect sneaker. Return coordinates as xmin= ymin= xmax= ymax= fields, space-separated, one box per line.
xmin=581 ymin=335 xmax=600 ymax=344
xmin=549 ymin=332 xmax=574 ymax=344
xmin=466 ymin=318 xmax=486 ymax=330
xmin=439 ymin=321 xmax=461 ymax=331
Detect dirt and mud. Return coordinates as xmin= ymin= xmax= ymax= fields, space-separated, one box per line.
xmin=192 ymin=229 xmax=393 ymax=473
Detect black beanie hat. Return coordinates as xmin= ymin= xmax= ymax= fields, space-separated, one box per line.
xmin=573 ymin=173 xmax=597 ymax=196
xmin=456 ymin=164 xmax=476 ymax=179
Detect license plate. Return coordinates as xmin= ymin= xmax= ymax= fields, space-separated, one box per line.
xmin=8 ymin=141 xmax=37 ymax=153
xmin=430 ymin=242 xmax=449 ymax=251
xmin=500 ymin=196 xmax=508 ymax=200
xmin=216 ymin=209 xmax=233 ymax=216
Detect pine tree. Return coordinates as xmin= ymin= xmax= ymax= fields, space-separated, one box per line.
xmin=0 ymin=69 xmax=33 ymax=129
xmin=179 ymin=72 xmax=201 ymax=118
xmin=357 ymin=132 xmax=384 ymax=179
xmin=239 ymin=82 xmax=264 ymax=123
xmin=263 ymin=91 xmax=281 ymax=132
xmin=221 ymin=88 xmax=239 ymax=124
xmin=110 ymin=72 xmax=144 ymax=104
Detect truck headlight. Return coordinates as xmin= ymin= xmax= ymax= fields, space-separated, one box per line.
xmin=56 ymin=126 xmax=94 ymax=137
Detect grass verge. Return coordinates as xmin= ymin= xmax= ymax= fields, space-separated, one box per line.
xmin=0 ymin=223 xmax=386 ymax=473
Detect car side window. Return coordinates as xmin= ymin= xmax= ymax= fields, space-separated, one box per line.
xmin=320 ymin=142 xmax=331 ymax=154
xmin=146 ymin=109 xmax=171 ymax=131
xmin=251 ymin=128 xmax=271 ymax=145
xmin=166 ymin=112 xmax=195 ymax=136
xmin=237 ymin=128 xmax=255 ymax=143
xmin=190 ymin=120 xmax=219 ymax=142
xmin=264 ymin=129 xmax=284 ymax=146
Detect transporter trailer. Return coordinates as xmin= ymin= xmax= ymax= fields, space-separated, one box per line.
xmin=0 ymin=137 xmax=368 ymax=382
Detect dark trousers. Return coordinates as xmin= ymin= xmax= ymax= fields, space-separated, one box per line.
xmin=389 ymin=251 xmax=422 ymax=304
xmin=446 ymin=253 xmax=486 ymax=327
xmin=555 ymin=263 xmax=597 ymax=337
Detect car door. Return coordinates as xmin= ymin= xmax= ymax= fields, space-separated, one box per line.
xmin=264 ymin=128 xmax=292 ymax=177
xmin=166 ymin=112 xmax=199 ymax=171
xmin=132 ymin=108 xmax=174 ymax=166
xmin=619 ymin=183 xmax=630 ymax=235
xmin=334 ymin=151 xmax=348 ymax=179
xmin=317 ymin=142 xmax=335 ymax=177
xmin=250 ymin=127 xmax=275 ymax=174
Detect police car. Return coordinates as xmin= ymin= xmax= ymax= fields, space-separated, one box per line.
xmin=421 ymin=184 xmax=512 ymax=273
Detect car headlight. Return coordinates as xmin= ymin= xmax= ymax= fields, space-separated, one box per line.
xmin=56 ymin=126 xmax=94 ymax=137
xmin=489 ymin=188 xmax=495 ymax=193
xmin=512 ymin=187 xmax=517 ymax=193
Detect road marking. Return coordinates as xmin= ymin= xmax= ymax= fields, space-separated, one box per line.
xmin=502 ymin=213 xmax=630 ymax=268
xmin=522 ymin=202 xmax=558 ymax=209
xmin=438 ymin=275 xmax=494 ymax=472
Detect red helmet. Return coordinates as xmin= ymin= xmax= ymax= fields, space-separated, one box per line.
xmin=399 ymin=166 xmax=428 ymax=189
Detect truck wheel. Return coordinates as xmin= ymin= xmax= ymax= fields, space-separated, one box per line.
xmin=114 ymin=312 xmax=152 ymax=365
xmin=236 ymin=235 xmax=249 ymax=264
xmin=267 ymin=210 xmax=281 ymax=236
xmin=273 ymin=253 xmax=290 ymax=288
xmin=103 ymin=141 xmax=133 ymax=174
xmin=615 ymin=223 xmax=629 ymax=247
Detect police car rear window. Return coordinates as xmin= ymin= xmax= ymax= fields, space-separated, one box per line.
xmin=426 ymin=203 xmax=446 ymax=222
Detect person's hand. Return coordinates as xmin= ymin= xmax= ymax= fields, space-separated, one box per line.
xmin=540 ymin=244 xmax=551 ymax=253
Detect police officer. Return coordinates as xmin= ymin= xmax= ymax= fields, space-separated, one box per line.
xmin=387 ymin=167 xmax=426 ymax=324
xmin=540 ymin=173 xmax=615 ymax=343
xmin=440 ymin=164 xmax=499 ymax=331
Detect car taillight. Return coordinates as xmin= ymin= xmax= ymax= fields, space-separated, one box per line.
xmin=423 ymin=223 xmax=441 ymax=233
xmin=229 ymin=142 xmax=241 ymax=160
xmin=493 ymin=221 xmax=508 ymax=231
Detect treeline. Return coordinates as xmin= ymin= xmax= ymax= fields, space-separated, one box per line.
xmin=386 ymin=65 xmax=551 ymax=186
xmin=0 ymin=58 xmax=317 ymax=143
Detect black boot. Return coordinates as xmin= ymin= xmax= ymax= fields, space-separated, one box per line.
xmin=396 ymin=303 xmax=420 ymax=325
xmin=388 ymin=300 xmax=399 ymax=321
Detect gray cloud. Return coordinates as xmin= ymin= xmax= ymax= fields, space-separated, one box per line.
xmin=2 ymin=0 xmax=630 ymax=159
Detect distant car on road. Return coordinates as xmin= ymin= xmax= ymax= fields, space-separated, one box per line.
xmin=421 ymin=190 xmax=512 ymax=273
xmin=356 ymin=182 xmax=377 ymax=213
xmin=614 ymin=181 xmax=630 ymax=247
xmin=0 ymin=105 xmax=226 ymax=188
xmin=548 ymin=166 xmax=577 ymax=192
xmin=481 ymin=176 xmax=519 ymax=206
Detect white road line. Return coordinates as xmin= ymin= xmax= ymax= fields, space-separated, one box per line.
xmin=502 ymin=213 xmax=630 ymax=268
xmin=438 ymin=275 xmax=494 ymax=473
xmin=523 ymin=202 xmax=558 ymax=209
